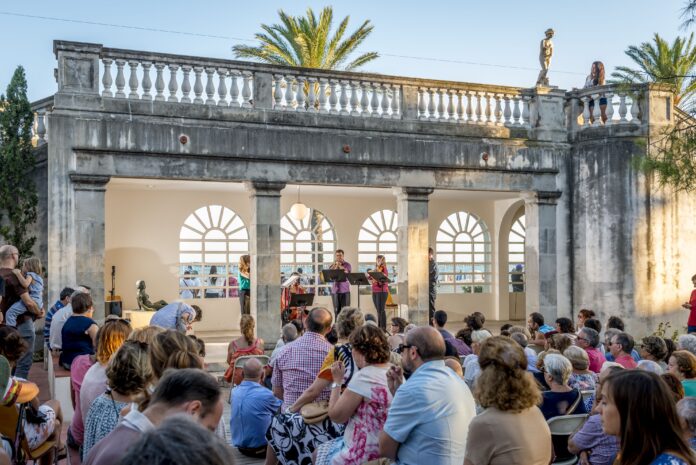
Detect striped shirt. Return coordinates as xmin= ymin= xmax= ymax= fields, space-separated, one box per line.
xmin=44 ymin=300 xmax=65 ymax=346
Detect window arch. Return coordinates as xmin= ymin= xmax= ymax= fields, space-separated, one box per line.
xmin=358 ymin=210 xmax=399 ymax=283
xmin=508 ymin=213 xmax=526 ymax=292
xmin=179 ymin=205 xmax=249 ymax=299
xmin=436 ymin=211 xmax=491 ymax=294
xmin=281 ymin=208 xmax=336 ymax=295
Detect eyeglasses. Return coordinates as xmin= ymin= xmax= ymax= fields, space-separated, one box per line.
xmin=396 ymin=344 xmax=415 ymax=354
xmin=577 ymin=337 xmax=589 ymax=343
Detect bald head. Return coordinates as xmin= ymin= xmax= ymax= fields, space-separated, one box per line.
xmin=242 ymin=358 xmax=263 ymax=380
xmin=0 ymin=245 xmax=18 ymax=267
xmin=444 ymin=358 xmax=464 ymax=378
xmin=306 ymin=307 xmax=333 ymax=335
xmin=406 ymin=326 xmax=446 ymax=361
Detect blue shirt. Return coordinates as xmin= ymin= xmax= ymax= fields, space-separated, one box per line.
xmin=230 ymin=380 xmax=282 ymax=448
xmin=538 ymin=324 xmax=555 ymax=334
xmin=44 ymin=300 xmax=65 ymax=344
xmin=149 ymin=303 xmax=196 ymax=332
xmin=650 ymin=453 xmax=688 ymax=465
xmin=383 ymin=360 xmax=476 ymax=465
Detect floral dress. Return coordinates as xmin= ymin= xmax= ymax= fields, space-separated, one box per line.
xmin=314 ymin=365 xmax=392 ymax=465
xmin=650 ymin=453 xmax=689 ymax=465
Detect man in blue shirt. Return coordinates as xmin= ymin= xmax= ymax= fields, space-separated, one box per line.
xmin=149 ymin=302 xmax=202 ymax=333
xmin=230 ymin=357 xmax=281 ymax=458
xmin=528 ymin=311 xmax=555 ymax=346
xmin=379 ymin=326 xmax=476 ymax=465
xmin=44 ymin=286 xmax=74 ymax=348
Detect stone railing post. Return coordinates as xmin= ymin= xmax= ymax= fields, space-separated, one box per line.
xmin=529 ymin=87 xmax=567 ymax=142
xmin=253 ymin=72 xmax=274 ymax=110
xmin=401 ymin=85 xmax=419 ymax=120
xmin=641 ymin=83 xmax=675 ymax=137
xmin=54 ymin=41 xmax=103 ymax=96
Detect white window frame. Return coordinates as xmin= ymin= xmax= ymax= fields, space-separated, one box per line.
xmin=508 ymin=213 xmax=526 ymax=293
xmin=358 ymin=210 xmax=399 ymax=292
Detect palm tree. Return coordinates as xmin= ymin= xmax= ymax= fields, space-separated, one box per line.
xmin=610 ymin=33 xmax=696 ymax=108
xmin=232 ymin=7 xmax=378 ymax=71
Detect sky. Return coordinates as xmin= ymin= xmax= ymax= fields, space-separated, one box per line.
xmin=0 ymin=0 xmax=689 ymax=101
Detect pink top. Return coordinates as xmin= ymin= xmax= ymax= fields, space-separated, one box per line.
xmin=69 ymin=354 xmax=96 ymax=444
xmin=586 ymin=347 xmax=606 ymax=374
xmin=370 ymin=265 xmax=389 ymax=293
xmin=615 ymin=354 xmax=638 ymax=369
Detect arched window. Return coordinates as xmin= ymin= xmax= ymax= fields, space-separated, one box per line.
xmin=281 ymin=208 xmax=336 ymax=295
xmin=508 ymin=214 xmax=526 ymax=292
xmin=358 ymin=210 xmax=399 ymax=283
xmin=436 ymin=211 xmax=492 ymax=294
xmin=179 ymin=205 xmax=249 ymax=299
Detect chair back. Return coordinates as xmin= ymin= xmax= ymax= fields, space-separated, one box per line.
xmin=0 ymin=403 xmax=20 ymax=440
xmin=580 ymin=390 xmax=595 ymax=406
xmin=548 ymin=413 xmax=589 ymax=463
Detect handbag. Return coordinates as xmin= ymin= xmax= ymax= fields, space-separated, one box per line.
xmin=300 ymin=400 xmax=329 ymax=424
xmin=223 ymin=364 xmax=234 ymax=383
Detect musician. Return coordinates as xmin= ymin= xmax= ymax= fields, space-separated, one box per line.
xmin=329 ymin=249 xmax=351 ymax=317
xmin=281 ymin=272 xmax=307 ymax=323
xmin=238 ymin=255 xmax=251 ymax=315
xmin=368 ymin=255 xmax=389 ymax=330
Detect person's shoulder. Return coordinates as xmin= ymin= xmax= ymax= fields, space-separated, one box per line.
xmin=651 ymin=453 xmax=690 ymax=465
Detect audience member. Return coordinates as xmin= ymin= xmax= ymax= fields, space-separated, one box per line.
xmin=583 ymin=318 xmax=603 ymax=351
xmin=266 ymin=307 xmax=334 ymax=465
xmin=388 ymin=317 xmax=409 ymax=350
xmin=445 ymin=357 xmax=464 ymax=378
xmin=564 ymin=346 xmax=598 ymax=391
xmin=119 ymin=416 xmax=235 ymax=465
xmin=666 ymin=337 xmax=678 ymax=364
xmin=678 ymin=335 xmax=696 ymax=357
xmin=230 ymin=359 xmax=281 ymax=458
xmin=149 ymin=330 xmax=203 ymax=382
xmin=84 ymin=368 xmax=223 ymax=465
xmin=68 ymin=318 xmax=130 ymax=449
xmin=598 ymin=370 xmax=695 ymax=465
xmin=189 ymin=334 xmax=206 ymax=357
xmin=546 ymin=333 xmax=572 ymax=354
xmin=82 ymin=340 xmax=153 ymax=459
xmin=463 ymin=329 xmax=493 ymax=388
xmin=555 ymin=317 xmax=577 ymax=341
xmin=510 ymin=331 xmax=539 ymax=372
xmin=270 ymin=323 xmax=298 ymax=364
xmin=5 ymin=257 xmax=44 ymax=329
xmin=676 ymin=398 xmax=696 ymax=450
xmin=539 ymin=354 xmax=589 ymax=419
xmin=499 ymin=323 xmax=513 ymax=334
xmin=638 ymin=359 xmax=666 ymax=374
xmin=43 ymin=286 xmax=74 ymax=348
xmin=576 ymin=327 xmax=605 ymax=373
xmin=464 ymin=312 xmax=485 ymax=331
xmin=379 ymin=326 xmax=476 ymax=464
xmin=127 ymin=325 xmax=165 ymax=345
xmin=528 ymin=312 xmax=554 ymax=346
xmin=662 ymin=373 xmax=686 ymax=403
xmin=59 ymin=292 xmax=98 ymax=369
xmin=314 ymin=325 xmax=393 ymax=465
xmin=149 ymin=302 xmax=202 ymax=332
xmin=49 ymin=286 xmax=91 ymax=351
xmin=608 ymin=332 xmax=638 ymax=369
xmin=433 ymin=310 xmax=471 ymax=356
xmin=464 ymin=336 xmax=552 ymax=465
xmin=640 ymin=335 xmax=669 ymax=371
xmin=226 ymin=314 xmax=265 ymax=385
xmin=606 ymin=316 xmax=625 ymax=331
xmin=669 ymin=350 xmax=696 ymax=396
xmin=576 ymin=308 xmax=596 ymax=332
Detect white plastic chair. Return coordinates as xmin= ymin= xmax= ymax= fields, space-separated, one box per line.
xmin=547 ymin=413 xmax=589 ymax=465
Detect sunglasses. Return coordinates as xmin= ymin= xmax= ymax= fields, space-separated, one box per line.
xmin=396 ymin=343 xmax=416 ymax=354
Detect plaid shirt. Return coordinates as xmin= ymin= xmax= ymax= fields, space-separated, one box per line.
xmin=271 ymin=331 xmax=332 ymax=408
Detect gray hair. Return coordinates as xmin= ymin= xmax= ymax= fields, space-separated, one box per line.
xmin=637 ymin=359 xmax=664 ymax=375
xmin=580 ymin=327 xmax=600 ymax=348
xmin=677 ymin=397 xmax=696 ymax=436
xmin=281 ymin=324 xmax=298 ymax=343
xmin=678 ymin=335 xmax=696 ymax=356
xmin=511 ymin=332 xmax=528 ymax=348
xmin=471 ymin=329 xmax=493 ymax=344
xmin=404 ymin=324 xmax=416 ymax=333
xmin=508 ymin=326 xmax=531 ymax=338
xmin=544 ymin=354 xmax=572 ymax=385
xmin=0 ymin=245 xmax=17 ymax=260
xmin=335 ymin=307 xmax=364 ymax=338
xmin=604 ymin=328 xmax=621 ymax=345
xmin=563 ymin=346 xmax=589 ymax=371
xmin=120 ymin=415 xmax=233 ymax=465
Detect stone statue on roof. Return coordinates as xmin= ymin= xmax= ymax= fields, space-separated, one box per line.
xmin=536 ymin=28 xmax=555 ymax=87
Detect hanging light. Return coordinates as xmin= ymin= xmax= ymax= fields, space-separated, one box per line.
xmin=290 ymin=185 xmax=308 ymax=221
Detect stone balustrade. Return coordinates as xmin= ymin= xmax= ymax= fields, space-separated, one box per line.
xmin=568 ymin=85 xmax=642 ymax=130
xmin=31 ymin=96 xmax=53 ymax=146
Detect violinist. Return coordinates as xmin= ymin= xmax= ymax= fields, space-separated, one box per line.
xmin=368 ymin=254 xmax=389 ymax=330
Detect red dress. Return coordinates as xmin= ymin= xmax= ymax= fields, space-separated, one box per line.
xmin=688 ymin=289 xmax=696 ymax=327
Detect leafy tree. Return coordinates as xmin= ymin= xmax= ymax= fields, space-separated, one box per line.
xmin=682 ymin=0 xmax=696 ymax=29
xmin=233 ymin=6 xmax=378 ymax=70
xmin=0 ymin=66 xmax=38 ymax=257
xmin=610 ymin=33 xmax=696 ymax=109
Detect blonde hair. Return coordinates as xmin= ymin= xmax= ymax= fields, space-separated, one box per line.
xmin=335 ymin=307 xmax=364 ymax=338
xmin=22 ymin=257 xmax=42 ymax=275
xmin=127 ymin=326 xmax=165 ymax=346
xmin=149 ymin=330 xmax=203 ymax=380
xmin=96 ymin=319 xmax=131 ymax=365
xmin=563 ymin=346 xmax=590 ymax=371
xmin=239 ymin=255 xmax=250 ymax=274
xmin=106 ymin=341 xmax=154 ymax=396
xmin=240 ymin=314 xmax=255 ymax=345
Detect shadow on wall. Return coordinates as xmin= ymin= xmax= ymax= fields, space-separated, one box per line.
xmin=104 ymin=247 xmax=171 ymax=310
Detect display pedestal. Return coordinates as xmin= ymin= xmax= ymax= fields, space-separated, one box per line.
xmin=123 ymin=309 xmax=153 ymax=329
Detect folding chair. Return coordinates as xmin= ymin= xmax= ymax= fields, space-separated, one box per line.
xmin=580 ymin=390 xmax=595 ymax=407
xmin=547 ymin=413 xmax=589 ymax=465
xmin=0 ymin=403 xmax=58 ymax=465
xmin=232 ymin=355 xmax=270 ymax=388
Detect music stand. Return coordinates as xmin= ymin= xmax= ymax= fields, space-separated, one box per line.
xmin=347 ymin=272 xmax=371 ymax=309
xmin=289 ymin=293 xmax=314 ymax=309
xmin=321 ymin=269 xmax=347 ymax=284
xmin=368 ymin=271 xmax=391 ymax=284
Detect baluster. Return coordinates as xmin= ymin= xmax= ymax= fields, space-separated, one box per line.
xmin=205 ymin=68 xmax=216 ymax=105
xmin=381 ymin=84 xmax=390 ymax=117
xmin=428 ymin=88 xmax=437 ymax=121
xmin=630 ymin=95 xmax=640 ymax=123
xmin=114 ymin=59 xmax=126 ymax=98
xmin=437 ymin=89 xmax=446 ymax=121
xmin=360 ymin=82 xmax=370 ymax=116
xmin=228 ymin=70 xmax=239 ymax=107
xmin=503 ymin=95 xmax=512 ymax=125
xmin=391 ymin=85 xmax=400 ymax=118
xmin=521 ymin=96 xmax=530 ymax=127
xmin=475 ymin=92 xmax=483 ymax=124
xmin=349 ymin=81 xmax=360 ymax=115
xmin=369 ymin=83 xmax=379 ymax=116
xmin=241 ymin=71 xmax=252 ymax=108
xmin=512 ymin=95 xmax=521 ymax=126
xmin=216 ymin=68 xmax=228 ymax=106
xmin=455 ymin=91 xmax=464 ymax=122
xmin=329 ymin=79 xmax=339 ymax=114
xmin=307 ymin=77 xmax=317 ymax=112
xmin=446 ymin=90 xmax=455 ymax=122
xmin=273 ymin=75 xmax=283 ymax=109
xmin=492 ymin=94 xmax=501 ymax=125
xmin=618 ymin=94 xmax=628 ymax=122
xmin=154 ymin=63 xmax=165 ymax=101
xmin=36 ymin=110 xmax=46 ymax=145
xmin=180 ymin=65 xmax=191 ymax=103
xmin=128 ymin=61 xmax=139 ymax=99
xmin=193 ymin=67 xmax=204 ymax=104
xmin=101 ymin=58 xmax=113 ymax=97
xmin=592 ymin=93 xmax=602 ymax=125
xmin=464 ymin=91 xmax=474 ymax=123
xmin=604 ymin=92 xmax=614 ymax=125
xmin=581 ymin=96 xmax=591 ymax=127
xmin=167 ymin=64 xmax=179 ymax=102
xmin=484 ymin=93 xmax=492 ymax=124
xmin=339 ymin=80 xmax=349 ymax=115
xmin=319 ymin=78 xmax=329 ymax=113
xmin=141 ymin=62 xmax=152 ymax=100
xmin=418 ymin=88 xmax=427 ymax=119
xmin=296 ymin=76 xmax=307 ymax=111
xmin=285 ymin=75 xmax=295 ymax=110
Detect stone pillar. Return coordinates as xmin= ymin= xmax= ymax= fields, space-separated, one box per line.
xmin=70 ymin=174 xmax=110 ymax=320
xmin=253 ymin=72 xmax=274 ymax=110
xmin=529 ymin=87 xmax=567 ymax=142
xmin=523 ymin=191 xmax=561 ymax=324
xmin=245 ymin=181 xmax=285 ymax=350
xmin=395 ymin=187 xmax=433 ymax=325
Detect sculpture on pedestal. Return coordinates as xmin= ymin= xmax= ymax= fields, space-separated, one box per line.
xmin=136 ymin=280 xmax=168 ymax=311
xmin=536 ymin=28 xmax=554 ymax=87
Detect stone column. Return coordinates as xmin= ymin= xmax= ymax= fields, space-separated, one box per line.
xmin=395 ymin=187 xmax=433 ymax=326
xmin=523 ymin=190 xmax=561 ymax=324
xmin=245 ymin=181 xmax=286 ymax=350
xmin=70 ymin=174 xmax=110 ymax=321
